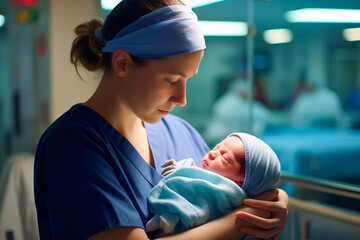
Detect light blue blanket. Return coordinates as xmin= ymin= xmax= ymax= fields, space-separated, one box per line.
xmin=146 ymin=167 xmax=246 ymax=237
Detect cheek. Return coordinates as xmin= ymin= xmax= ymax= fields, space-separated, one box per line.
xmin=208 ymin=160 xmax=224 ymax=171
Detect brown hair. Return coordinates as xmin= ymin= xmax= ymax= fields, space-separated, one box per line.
xmin=70 ymin=0 xmax=185 ymax=78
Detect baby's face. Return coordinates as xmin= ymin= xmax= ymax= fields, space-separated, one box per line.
xmin=201 ymin=136 xmax=245 ymax=185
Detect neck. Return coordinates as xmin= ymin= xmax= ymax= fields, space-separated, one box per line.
xmin=84 ymin=72 xmax=142 ymax=137
xmin=84 ymin=72 xmax=154 ymax=168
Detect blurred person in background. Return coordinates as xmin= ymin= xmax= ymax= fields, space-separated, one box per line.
xmin=203 ymin=79 xmax=277 ymax=145
xmin=291 ymin=70 xmax=342 ymax=127
xmin=346 ymin=74 xmax=360 ymax=111
xmin=345 ymin=74 xmax=360 ymax=128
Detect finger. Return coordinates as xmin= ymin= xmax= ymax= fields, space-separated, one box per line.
xmin=161 ymin=169 xmax=174 ymax=176
xmin=251 ymin=189 xmax=279 ymax=201
xmin=236 ymin=212 xmax=280 ymax=229
xmin=161 ymin=168 xmax=174 ymax=176
xmin=239 ymin=225 xmax=278 ymax=240
xmin=161 ymin=164 xmax=177 ymax=173
xmin=161 ymin=159 xmax=176 ymax=168
xmin=242 ymin=198 xmax=280 ymax=212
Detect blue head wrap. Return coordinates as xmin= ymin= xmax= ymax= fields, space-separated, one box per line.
xmin=95 ymin=5 xmax=206 ymax=58
xmin=227 ymin=133 xmax=281 ymax=197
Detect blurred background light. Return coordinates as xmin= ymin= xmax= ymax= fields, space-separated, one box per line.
xmin=263 ymin=28 xmax=293 ymax=44
xmin=101 ymin=0 xmax=121 ymax=10
xmin=101 ymin=0 xmax=226 ymax=10
xmin=285 ymin=8 xmax=360 ymax=23
xmin=343 ymin=27 xmax=360 ymax=41
xmin=0 ymin=14 xmax=4 ymax=27
xmin=199 ymin=21 xmax=247 ymax=36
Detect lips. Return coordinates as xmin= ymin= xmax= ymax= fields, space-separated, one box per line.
xmin=201 ymin=159 xmax=208 ymax=167
xmin=159 ymin=107 xmax=174 ymax=115
xmin=158 ymin=110 xmax=170 ymax=115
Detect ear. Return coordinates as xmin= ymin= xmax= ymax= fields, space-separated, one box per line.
xmin=235 ymin=174 xmax=245 ymax=187
xmin=112 ymin=49 xmax=132 ymax=77
xmin=235 ymin=179 xmax=244 ymax=187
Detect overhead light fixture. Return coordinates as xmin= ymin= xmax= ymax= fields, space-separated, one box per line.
xmin=0 ymin=14 xmax=4 ymax=27
xmin=285 ymin=8 xmax=360 ymax=23
xmin=101 ymin=0 xmax=226 ymax=10
xmin=101 ymin=0 xmax=121 ymax=10
xmin=343 ymin=27 xmax=360 ymax=41
xmin=199 ymin=21 xmax=247 ymax=36
xmin=263 ymin=28 xmax=293 ymax=44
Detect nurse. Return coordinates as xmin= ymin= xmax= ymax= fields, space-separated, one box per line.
xmin=34 ymin=0 xmax=289 ymax=239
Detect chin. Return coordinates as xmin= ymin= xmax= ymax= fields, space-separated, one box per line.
xmin=142 ymin=115 xmax=163 ymax=124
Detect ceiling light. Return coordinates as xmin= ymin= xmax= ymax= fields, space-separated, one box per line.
xmin=285 ymin=8 xmax=360 ymax=23
xmin=263 ymin=29 xmax=293 ymax=44
xmin=101 ymin=0 xmax=121 ymax=10
xmin=343 ymin=28 xmax=360 ymax=41
xmin=199 ymin=21 xmax=247 ymax=36
xmin=101 ymin=0 xmax=226 ymax=10
xmin=0 ymin=15 xmax=4 ymax=27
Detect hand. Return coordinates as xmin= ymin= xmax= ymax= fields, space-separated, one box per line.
xmin=161 ymin=159 xmax=183 ymax=177
xmin=235 ymin=189 xmax=289 ymax=240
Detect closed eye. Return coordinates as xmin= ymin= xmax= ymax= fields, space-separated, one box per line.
xmin=221 ymin=156 xmax=230 ymax=164
xmin=166 ymin=79 xmax=178 ymax=85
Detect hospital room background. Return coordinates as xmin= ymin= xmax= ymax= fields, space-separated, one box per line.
xmin=0 ymin=0 xmax=359 ymax=239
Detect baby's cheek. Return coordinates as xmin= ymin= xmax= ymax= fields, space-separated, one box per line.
xmin=210 ymin=162 xmax=225 ymax=173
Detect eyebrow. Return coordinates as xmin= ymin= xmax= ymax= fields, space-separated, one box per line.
xmin=172 ymin=72 xmax=198 ymax=79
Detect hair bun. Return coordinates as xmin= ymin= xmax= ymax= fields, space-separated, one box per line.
xmin=70 ymin=19 xmax=105 ymax=77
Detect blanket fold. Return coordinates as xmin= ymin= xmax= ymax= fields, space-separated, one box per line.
xmin=146 ymin=167 xmax=246 ymax=237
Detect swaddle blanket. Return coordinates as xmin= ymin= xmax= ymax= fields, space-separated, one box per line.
xmin=146 ymin=167 xmax=246 ymax=237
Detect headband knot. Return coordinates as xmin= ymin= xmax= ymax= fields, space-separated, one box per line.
xmin=94 ymin=27 xmax=107 ymax=44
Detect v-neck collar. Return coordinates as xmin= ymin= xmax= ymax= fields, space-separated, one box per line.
xmin=77 ymin=104 xmax=163 ymax=186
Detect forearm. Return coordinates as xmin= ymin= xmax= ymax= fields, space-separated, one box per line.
xmin=89 ymin=215 xmax=243 ymax=240
xmin=158 ymin=208 xmax=244 ymax=240
xmin=89 ymin=205 xmax=270 ymax=240
xmin=159 ymin=204 xmax=269 ymax=240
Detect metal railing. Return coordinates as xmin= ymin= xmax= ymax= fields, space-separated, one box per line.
xmin=280 ymin=171 xmax=360 ymax=200
xmin=279 ymin=171 xmax=360 ymax=240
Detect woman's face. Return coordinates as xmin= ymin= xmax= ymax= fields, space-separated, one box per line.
xmin=201 ymin=136 xmax=245 ymax=185
xmin=122 ymin=50 xmax=204 ymax=123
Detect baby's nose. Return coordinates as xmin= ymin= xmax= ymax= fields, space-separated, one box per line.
xmin=208 ymin=152 xmax=217 ymax=160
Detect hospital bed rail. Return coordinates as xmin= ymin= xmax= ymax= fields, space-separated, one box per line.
xmin=279 ymin=171 xmax=360 ymax=240
xmin=280 ymin=171 xmax=360 ymax=200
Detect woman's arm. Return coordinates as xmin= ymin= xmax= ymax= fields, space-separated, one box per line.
xmin=88 ymin=189 xmax=288 ymax=240
xmin=236 ymin=189 xmax=290 ymax=240
xmin=88 ymin=202 xmax=271 ymax=240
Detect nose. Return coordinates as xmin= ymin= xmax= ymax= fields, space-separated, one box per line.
xmin=169 ymin=82 xmax=187 ymax=107
xmin=208 ymin=151 xmax=217 ymax=160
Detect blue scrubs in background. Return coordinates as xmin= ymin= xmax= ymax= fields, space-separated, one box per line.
xmin=34 ymin=104 xmax=209 ymax=240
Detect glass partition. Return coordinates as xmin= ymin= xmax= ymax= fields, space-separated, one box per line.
xmin=168 ymin=0 xmax=360 ymax=191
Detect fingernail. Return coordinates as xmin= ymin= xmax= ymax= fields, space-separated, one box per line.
xmin=236 ymin=212 xmax=244 ymax=219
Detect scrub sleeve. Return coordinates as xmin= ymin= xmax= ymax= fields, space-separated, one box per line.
xmin=34 ymin=104 xmax=209 ymax=240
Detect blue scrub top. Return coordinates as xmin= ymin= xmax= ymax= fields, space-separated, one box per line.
xmin=34 ymin=104 xmax=209 ymax=240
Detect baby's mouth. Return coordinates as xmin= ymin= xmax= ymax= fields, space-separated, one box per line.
xmin=201 ymin=159 xmax=208 ymax=168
